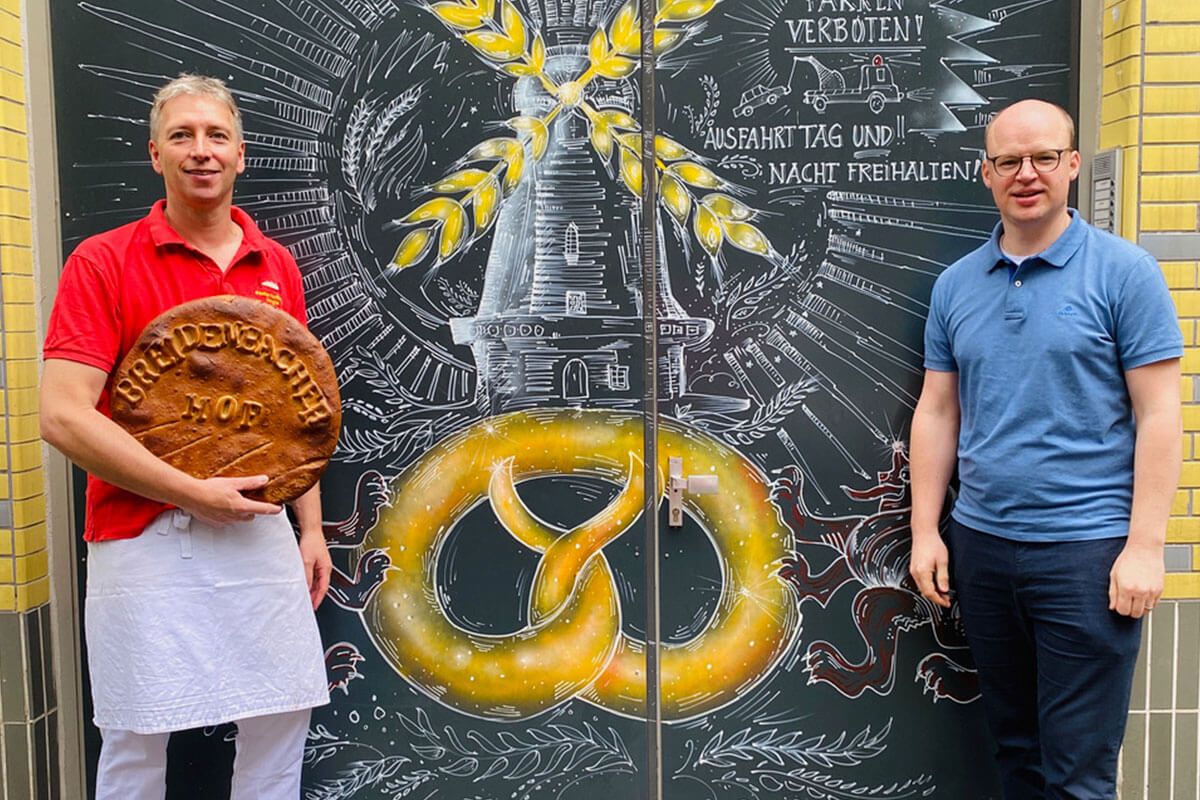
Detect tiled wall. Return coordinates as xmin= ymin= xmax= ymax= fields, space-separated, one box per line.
xmin=0 ymin=0 xmax=59 ymax=797
xmin=0 ymin=2 xmax=46 ymax=616
xmin=1126 ymin=605 xmax=1200 ymax=799
xmin=0 ymin=606 xmax=57 ymax=800
xmin=1101 ymin=0 xmax=1200 ymax=797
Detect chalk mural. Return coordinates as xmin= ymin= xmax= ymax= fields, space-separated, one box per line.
xmin=51 ymin=0 xmax=1074 ymax=797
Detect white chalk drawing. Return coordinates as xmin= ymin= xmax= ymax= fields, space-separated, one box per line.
xmin=53 ymin=0 xmax=1072 ymax=796
xmin=303 ymin=711 xmax=634 ymax=800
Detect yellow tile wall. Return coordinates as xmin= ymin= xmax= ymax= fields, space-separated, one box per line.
xmin=0 ymin=6 xmax=54 ymax=785
xmin=0 ymin=0 xmax=45 ymax=615
xmin=1105 ymin=0 xmax=1200 ymax=600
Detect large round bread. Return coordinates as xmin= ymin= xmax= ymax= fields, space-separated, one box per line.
xmin=110 ymin=295 xmax=341 ymax=504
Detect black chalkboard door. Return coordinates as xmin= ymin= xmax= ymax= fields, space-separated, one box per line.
xmin=52 ymin=0 xmax=1077 ymax=797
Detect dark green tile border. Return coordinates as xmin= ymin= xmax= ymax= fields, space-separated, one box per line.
xmin=1131 ymin=620 xmax=1150 ymax=711
xmin=1121 ymin=713 xmax=1147 ymax=800
xmin=1149 ymin=605 xmax=1177 ymax=711
xmin=0 ymin=609 xmax=25 ymax=723
xmin=1175 ymin=713 xmax=1198 ymax=799
xmin=47 ymin=709 xmax=59 ymax=800
xmin=1146 ymin=714 xmax=1173 ymax=800
xmin=3 ymin=720 xmax=31 ymax=799
xmin=39 ymin=603 xmax=54 ymax=714
xmin=1179 ymin=603 xmax=1200 ymax=711
xmin=25 ymin=605 xmax=43 ymax=720
xmin=32 ymin=714 xmax=47 ymax=799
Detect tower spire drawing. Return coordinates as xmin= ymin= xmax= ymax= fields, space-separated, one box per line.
xmin=396 ymin=0 xmax=779 ymax=411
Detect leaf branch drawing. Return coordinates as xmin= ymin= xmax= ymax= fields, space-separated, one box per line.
xmin=685 ymin=721 xmax=935 ymax=800
xmin=382 ymin=770 xmax=437 ymax=799
xmin=738 ymin=382 xmax=814 ymax=444
xmin=395 ymin=708 xmax=634 ymax=785
xmin=335 ymin=423 xmax=436 ymax=466
xmin=751 ymin=770 xmax=933 ymax=799
xmin=303 ymin=755 xmax=411 ymax=800
xmin=333 ymin=348 xmax=479 ymax=465
xmin=717 ymin=253 xmax=802 ymax=328
xmin=682 ymin=73 xmax=720 ymax=135
xmin=697 ymin=722 xmax=891 ymax=770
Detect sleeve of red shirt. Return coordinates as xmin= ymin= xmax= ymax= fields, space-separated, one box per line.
xmin=280 ymin=246 xmax=308 ymax=327
xmin=43 ymin=251 xmax=123 ymax=374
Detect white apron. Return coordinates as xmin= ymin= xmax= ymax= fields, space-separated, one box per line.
xmin=85 ymin=509 xmax=330 ymax=734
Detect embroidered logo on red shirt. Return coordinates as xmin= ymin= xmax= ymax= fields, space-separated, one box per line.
xmin=255 ymin=280 xmax=283 ymax=307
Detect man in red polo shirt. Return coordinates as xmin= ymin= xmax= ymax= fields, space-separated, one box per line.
xmin=41 ymin=74 xmax=331 ymax=799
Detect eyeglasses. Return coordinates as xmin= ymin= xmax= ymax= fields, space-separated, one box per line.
xmin=986 ymin=149 xmax=1072 ymax=177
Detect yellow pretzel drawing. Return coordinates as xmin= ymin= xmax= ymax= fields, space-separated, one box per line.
xmin=363 ymin=408 xmax=798 ymax=721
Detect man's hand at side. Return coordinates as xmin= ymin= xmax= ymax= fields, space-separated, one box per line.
xmin=299 ymin=531 xmax=332 ymax=610
xmin=1109 ymin=542 xmax=1162 ymax=619
xmin=292 ymin=484 xmax=330 ymax=609
xmin=911 ymin=531 xmax=952 ymax=609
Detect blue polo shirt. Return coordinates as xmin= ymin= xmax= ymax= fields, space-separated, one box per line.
xmin=924 ymin=211 xmax=1182 ymax=541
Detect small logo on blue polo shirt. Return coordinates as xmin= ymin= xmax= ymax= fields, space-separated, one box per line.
xmin=1057 ymin=304 xmax=1076 ymax=317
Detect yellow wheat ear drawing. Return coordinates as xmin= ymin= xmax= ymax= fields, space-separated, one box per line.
xmin=393 ymin=0 xmax=773 ymax=273
xmin=581 ymin=103 xmax=778 ymax=263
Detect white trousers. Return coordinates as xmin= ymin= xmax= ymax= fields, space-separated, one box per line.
xmin=95 ymin=708 xmax=311 ymax=800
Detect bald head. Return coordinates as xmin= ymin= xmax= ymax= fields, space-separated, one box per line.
xmin=984 ymin=99 xmax=1075 ymax=155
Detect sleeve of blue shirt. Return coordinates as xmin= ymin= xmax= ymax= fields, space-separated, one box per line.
xmin=923 ymin=274 xmax=957 ymax=372
xmin=1114 ymin=254 xmax=1184 ymax=370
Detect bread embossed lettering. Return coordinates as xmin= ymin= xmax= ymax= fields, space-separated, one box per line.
xmin=119 ymin=321 xmax=332 ymax=426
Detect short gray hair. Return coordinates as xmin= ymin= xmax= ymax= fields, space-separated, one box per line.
xmin=149 ymin=74 xmax=243 ymax=141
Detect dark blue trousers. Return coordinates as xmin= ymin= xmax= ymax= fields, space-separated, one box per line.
xmin=947 ymin=519 xmax=1142 ymax=800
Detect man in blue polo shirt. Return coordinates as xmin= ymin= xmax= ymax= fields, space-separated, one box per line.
xmin=909 ymin=99 xmax=1182 ymax=798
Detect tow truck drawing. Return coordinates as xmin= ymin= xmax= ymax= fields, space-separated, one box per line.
xmin=733 ymin=83 xmax=791 ymax=117
xmin=797 ymin=54 xmax=902 ymax=115
xmin=730 ymin=55 xmax=904 ymax=120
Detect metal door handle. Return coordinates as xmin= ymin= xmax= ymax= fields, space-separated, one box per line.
xmin=667 ymin=456 xmax=719 ymax=527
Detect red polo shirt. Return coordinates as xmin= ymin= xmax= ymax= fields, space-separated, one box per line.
xmin=43 ymin=200 xmax=309 ymax=542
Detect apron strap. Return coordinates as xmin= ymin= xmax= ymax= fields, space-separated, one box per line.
xmin=173 ymin=511 xmax=193 ymax=559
